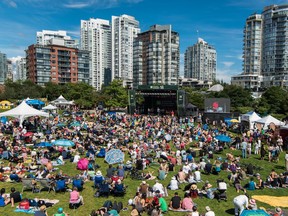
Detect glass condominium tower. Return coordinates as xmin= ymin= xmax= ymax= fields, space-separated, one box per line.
xmin=262 ymin=4 xmax=288 ymax=87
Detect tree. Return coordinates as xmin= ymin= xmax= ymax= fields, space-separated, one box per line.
xmin=257 ymin=86 xmax=288 ymax=115
xmin=101 ymin=79 xmax=128 ymax=109
xmin=181 ymin=86 xmax=205 ymax=110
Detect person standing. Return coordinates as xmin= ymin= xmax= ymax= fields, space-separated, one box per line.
xmin=285 ymin=151 xmax=288 ymax=172
xmin=241 ymin=139 xmax=247 ymax=159
xmin=233 ymin=194 xmax=248 ymax=216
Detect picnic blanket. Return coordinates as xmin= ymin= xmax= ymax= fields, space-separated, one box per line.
xmin=14 ymin=207 xmax=36 ymax=214
xmin=168 ymin=208 xmax=192 ymax=212
xmin=252 ymin=195 xmax=288 ymax=207
xmin=14 ymin=199 xmax=60 ymax=214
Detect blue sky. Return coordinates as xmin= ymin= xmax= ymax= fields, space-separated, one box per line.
xmin=0 ymin=0 xmax=287 ymax=82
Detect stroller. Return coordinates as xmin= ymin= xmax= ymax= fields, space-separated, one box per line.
xmin=128 ymin=168 xmax=144 ymax=180
xmin=215 ymin=179 xmax=227 ymax=202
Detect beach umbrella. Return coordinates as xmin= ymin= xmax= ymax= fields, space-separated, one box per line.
xmin=35 ymin=142 xmax=52 ymax=148
xmin=52 ymin=139 xmax=75 ymax=147
xmin=164 ymin=134 xmax=172 ymax=141
xmin=77 ymin=158 xmax=89 ymax=170
xmin=230 ymin=119 xmax=240 ymax=123
xmin=215 ymin=134 xmax=232 ymax=142
xmin=23 ymin=132 xmax=33 ymax=137
xmin=69 ymin=121 xmax=81 ymax=128
xmin=240 ymin=210 xmax=269 ymax=216
xmin=105 ymin=149 xmax=124 ymax=164
xmin=56 ymin=122 xmax=66 ymax=128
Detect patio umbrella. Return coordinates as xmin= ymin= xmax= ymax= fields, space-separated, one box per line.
xmin=215 ymin=134 xmax=232 ymax=142
xmin=240 ymin=210 xmax=269 ymax=216
xmin=23 ymin=132 xmax=33 ymax=137
xmin=105 ymin=149 xmax=124 ymax=164
xmin=52 ymin=139 xmax=75 ymax=147
xmin=35 ymin=142 xmax=52 ymax=148
xmin=230 ymin=119 xmax=240 ymax=123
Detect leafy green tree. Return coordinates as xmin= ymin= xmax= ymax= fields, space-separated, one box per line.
xmin=101 ymin=79 xmax=128 ymax=109
xmin=182 ymin=87 xmax=205 ymax=110
xmin=258 ymin=86 xmax=288 ymax=115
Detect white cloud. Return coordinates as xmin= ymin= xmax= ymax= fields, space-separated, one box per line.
xmin=63 ymin=2 xmax=90 ymax=8
xmin=3 ymin=0 xmax=17 ymax=8
xmin=216 ymin=68 xmax=240 ymax=84
xmin=9 ymin=56 xmax=23 ymax=63
xmin=222 ymin=61 xmax=235 ymax=68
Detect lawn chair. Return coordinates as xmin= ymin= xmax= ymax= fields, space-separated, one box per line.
xmin=55 ymin=179 xmax=66 ymax=193
xmin=22 ymin=178 xmax=37 ymax=193
xmin=38 ymin=179 xmax=55 ymax=193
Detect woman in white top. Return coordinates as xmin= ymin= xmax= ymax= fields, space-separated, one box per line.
xmin=190 ymin=206 xmax=200 ymax=216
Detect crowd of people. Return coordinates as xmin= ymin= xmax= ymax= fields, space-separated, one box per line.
xmin=0 ymin=110 xmax=287 ymax=216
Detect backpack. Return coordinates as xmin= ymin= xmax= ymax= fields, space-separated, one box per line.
xmin=88 ymin=163 xmax=94 ymax=171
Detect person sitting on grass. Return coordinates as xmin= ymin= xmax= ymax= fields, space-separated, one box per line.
xmin=53 ymin=207 xmax=69 ymax=216
xmin=169 ymin=192 xmax=182 ymax=210
xmin=9 ymin=187 xmax=22 ymax=207
xmin=0 ymin=188 xmax=10 ymax=207
xmin=245 ymin=177 xmax=256 ymax=191
xmin=69 ymin=187 xmax=84 ymax=206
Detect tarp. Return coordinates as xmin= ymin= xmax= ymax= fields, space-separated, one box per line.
xmin=52 ymin=139 xmax=75 ymax=147
xmin=240 ymin=210 xmax=269 ymax=216
xmin=0 ymin=100 xmax=49 ymax=125
xmin=26 ymin=99 xmax=45 ymax=106
xmin=254 ymin=115 xmax=284 ymax=130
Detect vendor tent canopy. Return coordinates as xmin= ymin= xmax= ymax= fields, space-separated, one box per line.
xmin=0 ymin=100 xmax=49 ymax=125
xmin=0 ymin=100 xmax=12 ymax=109
xmin=26 ymin=99 xmax=45 ymax=106
xmin=50 ymin=95 xmax=74 ymax=106
xmin=254 ymin=115 xmax=284 ymax=130
xmin=42 ymin=104 xmax=57 ymax=110
xmin=241 ymin=111 xmax=261 ymax=129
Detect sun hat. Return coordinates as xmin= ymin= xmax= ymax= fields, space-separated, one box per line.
xmin=190 ymin=184 xmax=197 ymax=190
xmin=172 ymin=176 xmax=176 ymax=180
xmin=275 ymin=207 xmax=282 ymax=213
xmin=58 ymin=207 xmax=63 ymax=213
xmin=205 ymin=206 xmax=211 ymax=211
xmin=142 ymin=181 xmax=146 ymax=184
xmin=249 ymin=199 xmax=256 ymax=205
xmin=96 ymin=170 xmax=102 ymax=176
xmin=40 ymin=205 xmax=46 ymax=211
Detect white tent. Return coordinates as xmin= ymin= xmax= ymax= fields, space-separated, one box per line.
xmin=42 ymin=104 xmax=57 ymax=110
xmin=254 ymin=115 xmax=284 ymax=130
xmin=207 ymin=84 xmax=224 ymax=92
xmin=0 ymin=100 xmax=49 ymax=125
xmin=241 ymin=111 xmax=261 ymax=129
xmin=50 ymin=95 xmax=74 ymax=106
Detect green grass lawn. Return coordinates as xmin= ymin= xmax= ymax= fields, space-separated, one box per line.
xmin=0 ymin=148 xmax=287 ymax=216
